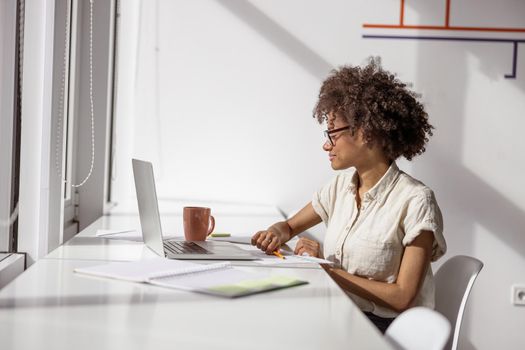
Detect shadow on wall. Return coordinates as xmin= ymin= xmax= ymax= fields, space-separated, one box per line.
xmin=215 ymin=0 xmax=334 ymax=81
xmin=215 ymin=0 xmax=525 ymax=253
xmin=214 ymin=0 xmax=333 ymax=242
xmin=200 ymin=4 xmax=525 ymax=350
xmin=415 ymin=149 xmax=525 ymax=259
xmin=407 ymin=0 xmax=525 ymax=258
xmin=407 ymin=2 xmax=525 ymax=350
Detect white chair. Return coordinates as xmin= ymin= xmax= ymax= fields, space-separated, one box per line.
xmin=434 ymin=255 xmax=483 ymax=350
xmin=385 ymin=307 xmax=451 ymax=350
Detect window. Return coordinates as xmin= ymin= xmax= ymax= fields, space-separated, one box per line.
xmin=0 ymin=0 xmax=21 ymax=253
xmin=12 ymin=0 xmax=117 ymax=264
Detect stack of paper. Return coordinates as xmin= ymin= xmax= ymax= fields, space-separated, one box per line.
xmin=74 ymin=257 xmax=307 ymax=298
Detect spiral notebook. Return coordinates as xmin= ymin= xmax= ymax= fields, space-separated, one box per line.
xmin=74 ymin=258 xmax=307 ymax=298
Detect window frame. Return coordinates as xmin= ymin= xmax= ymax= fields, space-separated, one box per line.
xmin=0 ymin=0 xmax=20 ymax=253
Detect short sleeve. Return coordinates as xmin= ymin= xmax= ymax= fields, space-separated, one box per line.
xmin=402 ymin=189 xmax=446 ymax=261
xmin=311 ymin=174 xmax=347 ymax=225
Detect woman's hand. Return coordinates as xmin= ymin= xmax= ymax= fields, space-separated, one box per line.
xmin=294 ymin=237 xmax=321 ymax=257
xmin=251 ymin=204 xmax=323 ymax=255
xmin=251 ymin=221 xmax=291 ymax=255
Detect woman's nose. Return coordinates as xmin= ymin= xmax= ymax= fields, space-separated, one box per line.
xmin=323 ymin=140 xmax=332 ymax=151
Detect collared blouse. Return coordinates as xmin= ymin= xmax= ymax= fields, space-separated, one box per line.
xmin=312 ymin=162 xmax=447 ymax=318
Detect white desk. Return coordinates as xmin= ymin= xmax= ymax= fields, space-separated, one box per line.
xmin=45 ymin=205 xmax=287 ymax=261
xmin=0 ymin=259 xmax=392 ymax=349
xmin=0 ymin=206 xmax=393 ymax=350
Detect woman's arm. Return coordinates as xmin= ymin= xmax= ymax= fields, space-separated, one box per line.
xmin=321 ymin=230 xmax=434 ymax=313
xmin=251 ymin=202 xmax=322 ymax=254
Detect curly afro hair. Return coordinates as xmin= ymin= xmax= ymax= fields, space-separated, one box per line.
xmin=313 ymin=57 xmax=433 ymax=161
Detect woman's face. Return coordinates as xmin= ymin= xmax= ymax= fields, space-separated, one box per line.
xmin=323 ymin=113 xmax=368 ymax=171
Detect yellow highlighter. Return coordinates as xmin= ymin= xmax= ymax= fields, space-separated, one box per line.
xmin=273 ymin=250 xmax=286 ymax=260
xmin=210 ymin=233 xmax=231 ymax=238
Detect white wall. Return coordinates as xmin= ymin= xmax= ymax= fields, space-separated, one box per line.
xmin=112 ymin=1 xmax=525 ymax=348
xmin=112 ymin=0 xmax=333 ymax=212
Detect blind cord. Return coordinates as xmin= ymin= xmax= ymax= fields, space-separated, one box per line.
xmin=56 ymin=0 xmax=95 ymax=188
xmin=71 ymin=0 xmax=96 ymax=187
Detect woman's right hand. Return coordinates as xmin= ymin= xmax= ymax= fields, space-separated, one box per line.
xmin=251 ymin=203 xmax=322 ymax=255
xmin=251 ymin=222 xmax=291 ymax=255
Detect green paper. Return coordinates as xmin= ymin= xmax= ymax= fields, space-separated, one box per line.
xmin=206 ymin=275 xmax=307 ymax=297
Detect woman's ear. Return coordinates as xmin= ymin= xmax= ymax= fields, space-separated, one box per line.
xmin=353 ymin=128 xmax=364 ymax=140
xmin=355 ymin=129 xmax=375 ymax=148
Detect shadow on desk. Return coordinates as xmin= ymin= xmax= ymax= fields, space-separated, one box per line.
xmin=0 ymin=285 xmax=338 ymax=310
xmin=63 ymin=237 xmax=144 ymax=246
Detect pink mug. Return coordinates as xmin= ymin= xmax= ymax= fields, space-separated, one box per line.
xmin=183 ymin=207 xmax=215 ymax=241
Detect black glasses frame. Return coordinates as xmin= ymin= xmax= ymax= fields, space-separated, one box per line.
xmin=323 ymin=126 xmax=351 ymax=146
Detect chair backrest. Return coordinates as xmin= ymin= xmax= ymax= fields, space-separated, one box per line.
xmin=385 ymin=307 xmax=451 ymax=350
xmin=434 ymin=255 xmax=483 ymax=350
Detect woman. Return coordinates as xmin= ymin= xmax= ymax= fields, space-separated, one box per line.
xmin=251 ymin=58 xmax=446 ymax=333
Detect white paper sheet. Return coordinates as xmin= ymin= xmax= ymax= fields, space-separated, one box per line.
xmin=240 ymin=246 xmax=334 ymax=265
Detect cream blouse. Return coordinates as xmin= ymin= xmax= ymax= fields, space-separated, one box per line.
xmin=312 ymin=162 xmax=446 ymax=318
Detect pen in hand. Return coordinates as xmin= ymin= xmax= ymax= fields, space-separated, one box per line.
xmin=273 ymin=250 xmax=286 ymax=260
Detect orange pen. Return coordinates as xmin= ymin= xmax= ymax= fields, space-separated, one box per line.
xmin=273 ymin=250 xmax=286 ymax=260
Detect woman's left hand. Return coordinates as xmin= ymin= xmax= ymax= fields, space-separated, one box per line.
xmin=294 ymin=237 xmax=321 ymax=257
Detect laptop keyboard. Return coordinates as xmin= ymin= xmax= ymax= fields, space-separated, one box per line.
xmin=164 ymin=241 xmax=212 ymax=255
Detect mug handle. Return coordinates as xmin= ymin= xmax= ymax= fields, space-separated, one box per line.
xmin=207 ymin=215 xmax=215 ymax=236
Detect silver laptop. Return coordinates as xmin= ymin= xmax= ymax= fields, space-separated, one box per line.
xmin=132 ymin=158 xmax=256 ymax=260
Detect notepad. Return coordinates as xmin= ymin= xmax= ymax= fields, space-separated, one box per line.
xmin=74 ymin=258 xmax=307 ymax=298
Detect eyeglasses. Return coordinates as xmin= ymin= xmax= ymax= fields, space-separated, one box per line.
xmin=323 ymin=126 xmax=351 ymax=146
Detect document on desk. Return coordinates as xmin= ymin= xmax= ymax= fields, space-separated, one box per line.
xmin=234 ymin=240 xmax=333 ymax=265
xmin=74 ymin=257 xmax=307 ymax=298
xmin=250 ymin=250 xmax=335 ymax=265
